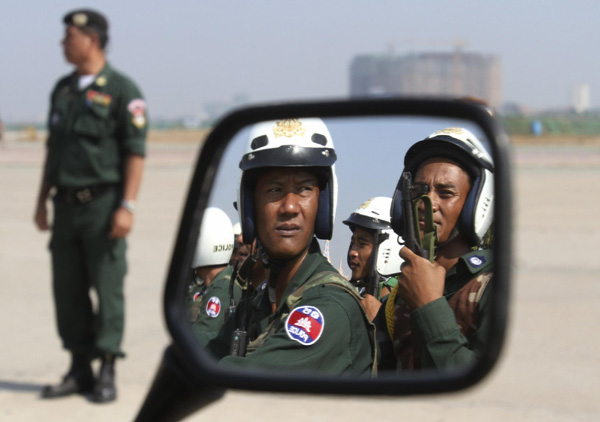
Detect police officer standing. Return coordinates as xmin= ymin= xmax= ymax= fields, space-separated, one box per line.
xmin=34 ymin=9 xmax=147 ymax=402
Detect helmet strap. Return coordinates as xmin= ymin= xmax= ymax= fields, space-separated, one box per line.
xmin=435 ymin=227 xmax=460 ymax=253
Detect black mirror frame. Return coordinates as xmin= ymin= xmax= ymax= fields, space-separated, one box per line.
xmin=159 ymin=97 xmax=511 ymax=398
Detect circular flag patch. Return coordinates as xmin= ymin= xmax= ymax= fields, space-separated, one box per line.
xmin=469 ymin=255 xmax=486 ymax=267
xmin=285 ymin=305 xmax=324 ymax=346
xmin=205 ymin=297 xmax=221 ymax=318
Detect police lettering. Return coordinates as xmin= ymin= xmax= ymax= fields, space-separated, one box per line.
xmin=213 ymin=244 xmax=233 ymax=252
xmin=288 ymin=326 xmax=309 ymax=342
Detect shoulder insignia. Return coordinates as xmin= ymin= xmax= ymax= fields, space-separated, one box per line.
xmin=285 ymin=305 xmax=324 ymax=346
xmin=468 ymin=255 xmax=486 ymax=268
xmin=127 ymin=98 xmax=147 ymax=129
xmin=205 ymin=296 xmax=221 ymax=318
xmin=193 ymin=291 xmax=202 ymax=302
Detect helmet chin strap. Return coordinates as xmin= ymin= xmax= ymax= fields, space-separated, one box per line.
xmin=262 ymin=236 xmax=314 ymax=304
xmin=434 ymin=227 xmax=460 ymax=253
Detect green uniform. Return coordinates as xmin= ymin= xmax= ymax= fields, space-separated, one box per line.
xmin=192 ymin=266 xmax=243 ymax=345
xmin=45 ymin=62 xmax=147 ymax=358
xmin=376 ymin=249 xmax=493 ymax=371
xmin=355 ymin=275 xmax=398 ymax=300
xmin=206 ymin=240 xmax=375 ymax=375
xmin=186 ymin=276 xmax=208 ymax=323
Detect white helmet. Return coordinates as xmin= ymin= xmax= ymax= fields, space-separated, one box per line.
xmin=232 ymin=222 xmax=242 ymax=236
xmin=192 ymin=207 xmax=234 ymax=268
xmin=237 ymin=118 xmax=338 ymax=243
xmin=343 ymin=197 xmax=403 ymax=277
xmin=391 ymin=127 xmax=494 ymax=246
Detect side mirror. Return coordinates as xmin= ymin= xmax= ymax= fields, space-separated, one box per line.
xmin=136 ymin=98 xmax=512 ymax=421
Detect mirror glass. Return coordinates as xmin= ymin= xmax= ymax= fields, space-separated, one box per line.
xmin=186 ymin=115 xmax=494 ymax=378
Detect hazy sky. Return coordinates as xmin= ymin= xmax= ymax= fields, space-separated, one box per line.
xmin=1 ymin=0 xmax=599 ymax=122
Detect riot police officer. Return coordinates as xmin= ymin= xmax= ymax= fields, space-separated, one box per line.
xmin=343 ymin=196 xmax=403 ymax=321
xmin=188 ymin=207 xmax=235 ymax=323
xmin=205 ymin=118 xmax=375 ymax=374
xmin=378 ymin=127 xmax=494 ymax=371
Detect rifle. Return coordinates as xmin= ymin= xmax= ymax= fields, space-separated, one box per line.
xmin=228 ymin=240 xmax=268 ymax=356
xmin=399 ymin=172 xmax=437 ymax=263
xmin=365 ymin=230 xmax=388 ymax=299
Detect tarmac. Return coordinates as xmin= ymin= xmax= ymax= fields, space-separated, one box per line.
xmin=1 ymin=138 xmax=599 ymax=421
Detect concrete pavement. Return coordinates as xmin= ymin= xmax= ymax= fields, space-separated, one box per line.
xmin=1 ymin=140 xmax=599 ymax=421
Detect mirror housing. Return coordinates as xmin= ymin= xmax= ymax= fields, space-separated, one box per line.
xmin=136 ymin=98 xmax=512 ymax=421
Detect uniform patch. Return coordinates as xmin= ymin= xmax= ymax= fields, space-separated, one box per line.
xmin=285 ymin=305 xmax=324 ymax=346
xmin=205 ymin=297 xmax=221 ymax=318
xmin=469 ymin=255 xmax=486 ymax=267
xmin=86 ymin=90 xmax=112 ymax=107
xmin=193 ymin=292 xmax=202 ymax=302
xmin=127 ymin=99 xmax=147 ymax=129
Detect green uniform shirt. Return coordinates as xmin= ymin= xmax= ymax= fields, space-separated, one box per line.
xmin=45 ymin=62 xmax=147 ymax=187
xmin=187 ymin=277 xmax=208 ymax=323
xmin=207 ymin=240 xmax=374 ymax=375
xmin=411 ymin=249 xmax=493 ymax=369
xmin=376 ymin=249 xmax=493 ymax=371
xmin=355 ymin=275 xmax=399 ymax=300
xmin=192 ymin=266 xmax=242 ymax=345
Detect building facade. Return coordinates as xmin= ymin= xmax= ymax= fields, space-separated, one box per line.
xmin=349 ymin=51 xmax=502 ymax=108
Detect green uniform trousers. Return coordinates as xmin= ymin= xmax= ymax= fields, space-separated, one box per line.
xmin=50 ymin=188 xmax=126 ymax=358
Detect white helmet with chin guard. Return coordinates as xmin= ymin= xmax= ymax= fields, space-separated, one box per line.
xmin=343 ymin=196 xmax=403 ymax=277
xmin=192 ymin=207 xmax=234 ymax=268
xmin=237 ymin=118 xmax=338 ymax=243
xmin=391 ymin=127 xmax=494 ymax=246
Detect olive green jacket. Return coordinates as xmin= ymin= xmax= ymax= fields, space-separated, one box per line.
xmin=376 ymin=249 xmax=493 ymax=371
xmin=45 ymin=62 xmax=147 ymax=188
xmin=207 ymin=240 xmax=375 ymax=375
xmin=192 ymin=266 xmax=242 ymax=345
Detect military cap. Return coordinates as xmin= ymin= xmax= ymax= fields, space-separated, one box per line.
xmin=63 ymin=9 xmax=109 ymax=34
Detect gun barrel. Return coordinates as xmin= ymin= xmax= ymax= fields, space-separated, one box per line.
xmin=400 ymin=172 xmax=430 ymax=259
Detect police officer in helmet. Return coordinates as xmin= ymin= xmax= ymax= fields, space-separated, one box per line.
xmin=343 ymin=196 xmax=403 ymax=321
xmin=205 ymin=118 xmax=375 ymax=374
xmin=378 ymin=127 xmax=494 ymax=371
xmin=188 ymin=207 xmax=235 ymax=323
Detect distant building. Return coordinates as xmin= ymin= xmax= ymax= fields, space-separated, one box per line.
xmin=349 ymin=50 xmax=502 ymax=108
xmin=571 ymin=84 xmax=590 ymax=113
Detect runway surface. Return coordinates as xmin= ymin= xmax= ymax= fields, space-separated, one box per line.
xmin=1 ymin=139 xmax=599 ymax=421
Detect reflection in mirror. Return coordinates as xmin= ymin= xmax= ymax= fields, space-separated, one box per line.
xmin=186 ymin=116 xmax=494 ymax=377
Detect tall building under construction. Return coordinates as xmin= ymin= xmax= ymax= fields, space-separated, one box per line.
xmin=349 ymin=51 xmax=502 ymax=108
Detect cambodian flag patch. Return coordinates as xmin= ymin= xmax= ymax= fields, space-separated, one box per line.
xmin=285 ymin=305 xmax=324 ymax=346
xmin=205 ymin=297 xmax=221 ymax=318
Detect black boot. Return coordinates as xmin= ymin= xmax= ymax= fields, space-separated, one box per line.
xmin=41 ymin=353 xmax=94 ymax=399
xmin=90 ymin=353 xmax=117 ymax=403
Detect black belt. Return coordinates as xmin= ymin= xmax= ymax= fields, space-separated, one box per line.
xmin=55 ymin=184 xmax=117 ymax=205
